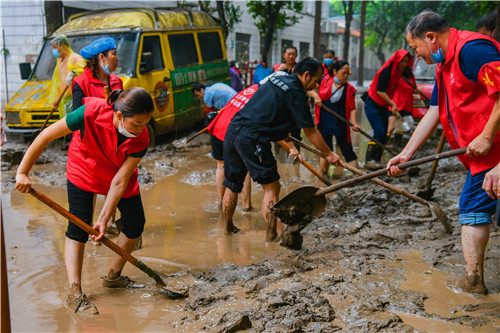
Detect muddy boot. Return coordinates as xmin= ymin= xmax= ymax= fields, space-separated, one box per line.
xmin=394 ymin=132 xmax=403 ymax=151
xmin=101 ymin=275 xmax=146 ymax=289
xmin=364 ymin=143 xmax=381 ymax=170
xmin=65 ymin=293 xmax=98 ymax=315
xmin=453 ymin=274 xmax=488 ymax=294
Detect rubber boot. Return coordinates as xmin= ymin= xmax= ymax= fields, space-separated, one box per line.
xmin=394 ymin=132 xmax=403 ymax=151
xmin=364 ymin=143 xmax=379 ymax=170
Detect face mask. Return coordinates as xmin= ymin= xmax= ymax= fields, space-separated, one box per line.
xmin=334 ymin=76 xmax=342 ymax=84
xmin=101 ymin=58 xmax=112 ymax=75
xmin=426 ymin=37 xmax=444 ymax=64
xmin=52 ymin=49 xmax=60 ymax=58
xmin=323 ymin=58 xmax=334 ymax=66
xmin=118 ymin=117 xmax=137 ymax=138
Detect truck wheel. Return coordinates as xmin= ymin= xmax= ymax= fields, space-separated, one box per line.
xmin=146 ymin=123 xmax=156 ymax=147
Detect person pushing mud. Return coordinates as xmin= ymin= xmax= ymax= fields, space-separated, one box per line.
xmin=388 ymin=10 xmax=500 ymax=294
xmin=221 ymin=57 xmax=344 ymax=241
xmin=15 ymin=87 xmax=154 ymax=314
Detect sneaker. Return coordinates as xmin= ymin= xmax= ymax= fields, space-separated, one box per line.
xmin=65 ymin=293 xmax=98 ymax=315
xmin=453 ymin=274 xmax=488 ymax=294
xmin=101 ymin=275 xmax=146 ymax=289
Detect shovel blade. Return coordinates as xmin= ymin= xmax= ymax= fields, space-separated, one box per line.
xmin=271 ymin=186 xmax=326 ymax=226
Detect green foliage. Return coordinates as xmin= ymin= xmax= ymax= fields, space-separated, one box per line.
xmin=223 ymin=1 xmax=242 ymax=31
xmin=329 ymin=0 xmax=361 ymax=18
xmin=247 ymin=1 xmax=304 ymax=33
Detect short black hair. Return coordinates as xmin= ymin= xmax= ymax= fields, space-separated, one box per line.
xmin=332 ymin=59 xmax=349 ymax=71
xmin=293 ymin=57 xmax=322 ymax=76
xmin=229 ymin=60 xmax=236 ymax=67
xmin=192 ymin=83 xmax=206 ymax=93
xmin=324 ymin=49 xmax=336 ymax=57
xmin=476 ymin=11 xmax=496 ymax=32
xmin=283 ymin=45 xmax=297 ymax=54
xmin=406 ymin=10 xmax=449 ymax=39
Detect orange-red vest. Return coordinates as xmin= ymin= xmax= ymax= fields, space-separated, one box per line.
xmin=368 ymin=50 xmax=414 ymax=106
xmin=72 ymin=67 xmax=123 ymax=99
xmin=436 ymin=28 xmax=500 ymax=175
xmin=67 ymin=98 xmax=149 ymax=197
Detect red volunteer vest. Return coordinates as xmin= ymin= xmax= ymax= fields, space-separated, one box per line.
xmin=436 ymin=28 xmax=500 ymax=175
xmin=315 ymin=75 xmax=357 ymax=142
xmin=67 ymin=98 xmax=149 ymax=197
xmin=368 ymin=50 xmax=414 ymax=106
xmin=72 ymin=67 xmax=124 ymax=99
xmin=393 ymin=76 xmax=415 ymax=112
xmin=207 ymin=84 xmax=259 ymax=141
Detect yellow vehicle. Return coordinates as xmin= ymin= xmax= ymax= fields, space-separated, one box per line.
xmin=5 ymin=8 xmax=230 ymax=144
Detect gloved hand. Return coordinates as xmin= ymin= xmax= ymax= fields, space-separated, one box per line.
xmin=206 ymin=111 xmax=218 ymax=122
xmin=65 ymin=71 xmax=75 ymax=86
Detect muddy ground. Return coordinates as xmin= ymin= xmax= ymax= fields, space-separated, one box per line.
xmin=2 ymin=128 xmax=499 ymax=332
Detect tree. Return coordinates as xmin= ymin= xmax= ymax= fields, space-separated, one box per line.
xmin=341 ymin=1 xmax=354 ymax=61
xmin=313 ymin=1 xmax=322 ymax=59
xmin=247 ymin=1 xmax=304 ymax=64
xmin=197 ymin=1 xmax=242 ymax=41
xmin=45 ymin=1 xmax=63 ymax=36
xmin=357 ymin=1 xmax=366 ymax=87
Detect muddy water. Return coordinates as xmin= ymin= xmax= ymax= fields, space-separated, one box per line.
xmin=2 ymin=105 xmax=499 ymax=332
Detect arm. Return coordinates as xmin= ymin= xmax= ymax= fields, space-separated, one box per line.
xmin=16 ymin=119 xmax=72 ymax=193
xmin=377 ymin=91 xmax=399 ymax=114
xmin=72 ymin=83 xmax=85 ymax=111
xmin=278 ymin=139 xmax=299 ymax=160
xmin=387 ymin=105 xmax=440 ymax=176
xmin=349 ymin=108 xmax=360 ymax=131
xmin=303 ymin=127 xmax=344 ymax=167
xmin=467 ymin=93 xmax=500 ymax=156
xmin=91 ymin=155 xmax=143 ymax=241
xmin=307 ymin=90 xmax=322 ymax=107
xmin=482 ymin=162 xmax=500 ymax=199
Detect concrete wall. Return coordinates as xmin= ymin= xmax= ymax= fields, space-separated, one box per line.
xmin=0 ymin=0 xmax=46 ymax=110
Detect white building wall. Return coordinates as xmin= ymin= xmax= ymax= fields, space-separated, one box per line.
xmin=0 ymin=0 xmax=46 ymax=110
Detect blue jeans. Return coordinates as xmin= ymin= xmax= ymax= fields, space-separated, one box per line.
xmin=459 ymin=169 xmax=497 ymax=225
xmin=364 ymin=96 xmax=390 ymax=144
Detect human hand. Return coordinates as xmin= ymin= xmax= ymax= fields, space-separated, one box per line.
xmin=482 ymin=163 xmax=500 ymax=199
xmin=351 ymin=123 xmax=360 ymax=132
xmin=91 ymin=213 xmax=108 ymax=241
xmin=391 ymin=104 xmax=399 ymax=115
xmin=65 ymin=71 xmax=75 ymax=86
xmin=15 ymin=173 xmax=31 ymax=193
xmin=313 ymin=95 xmax=322 ymax=107
xmin=386 ymin=152 xmax=412 ymax=176
xmin=326 ymin=152 xmax=345 ymax=167
xmin=467 ymin=134 xmax=493 ymax=157
xmin=289 ymin=148 xmax=300 ymax=160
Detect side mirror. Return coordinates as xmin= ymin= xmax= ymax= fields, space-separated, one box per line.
xmin=19 ymin=62 xmax=32 ymax=80
xmin=139 ymin=52 xmax=153 ymax=74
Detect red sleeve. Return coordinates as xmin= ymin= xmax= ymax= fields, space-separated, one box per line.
xmin=479 ymin=61 xmax=500 ymax=99
xmin=344 ymin=85 xmax=357 ymax=120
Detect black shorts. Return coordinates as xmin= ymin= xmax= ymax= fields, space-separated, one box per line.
xmin=317 ymin=123 xmax=357 ymax=163
xmin=66 ymin=180 xmax=146 ymax=243
xmin=223 ymin=131 xmax=280 ymax=193
xmin=211 ymin=134 xmax=224 ymax=161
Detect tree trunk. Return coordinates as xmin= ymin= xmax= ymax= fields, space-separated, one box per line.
xmin=260 ymin=2 xmax=283 ymax=65
xmin=342 ymin=1 xmax=353 ymax=61
xmin=357 ymin=1 xmax=366 ymax=86
xmin=44 ymin=1 xmax=64 ymax=36
xmin=216 ymin=1 xmax=229 ymax=41
xmin=313 ymin=1 xmax=322 ymax=59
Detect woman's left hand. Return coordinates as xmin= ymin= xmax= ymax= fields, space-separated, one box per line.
xmin=289 ymin=148 xmax=300 ymax=160
xmin=91 ymin=213 xmax=109 ymax=241
xmin=351 ymin=124 xmax=360 ymax=132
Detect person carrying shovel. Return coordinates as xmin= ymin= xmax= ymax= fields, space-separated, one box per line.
xmin=15 ymin=87 xmax=154 ymax=315
xmin=388 ymin=10 xmax=500 ymax=294
xmin=222 ymin=57 xmax=344 ymax=241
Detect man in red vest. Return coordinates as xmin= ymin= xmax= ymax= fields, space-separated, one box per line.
xmin=388 ymin=10 xmax=500 ymax=294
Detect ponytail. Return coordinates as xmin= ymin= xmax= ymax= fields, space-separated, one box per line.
xmin=108 ymin=89 xmax=124 ymax=105
xmin=109 ymin=87 xmax=154 ymax=118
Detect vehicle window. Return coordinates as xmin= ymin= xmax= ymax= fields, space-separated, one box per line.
xmin=413 ymin=57 xmax=436 ymax=82
xmin=198 ymin=32 xmax=223 ymax=63
xmin=168 ymin=34 xmax=198 ymax=68
xmin=141 ymin=35 xmax=164 ymax=71
xmin=30 ymin=33 xmax=138 ymax=81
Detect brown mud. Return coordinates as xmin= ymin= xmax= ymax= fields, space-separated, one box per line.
xmin=2 ymin=122 xmax=499 ymax=332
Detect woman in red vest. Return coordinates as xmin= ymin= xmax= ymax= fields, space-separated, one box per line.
xmin=16 ymin=87 xmax=154 ymax=315
xmin=389 ymin=68 xmax=417 ymax=149
xmin=315 ymin=60 xmax=360 ymax=177
xmin=364 ymin=49 xmax=413 ymax=169
xmin=72 ymin=37 xmax=123 ymax=111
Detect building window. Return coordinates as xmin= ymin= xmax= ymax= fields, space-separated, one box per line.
xmin=168 ymin=33 xmax=199 ymax=68
xmin=235 ymin=33 xmax=251 ymax=66
xmin=300 ymin=42 xmax=309 ymax=59
xmin=281 ymin=39 xmax=294 ymax=54
xmin=198 ymin=32 xmax=223 ymax=63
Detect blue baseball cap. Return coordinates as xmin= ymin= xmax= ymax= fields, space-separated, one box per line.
xmin=80 ymin=37 xmax=117 ymax=60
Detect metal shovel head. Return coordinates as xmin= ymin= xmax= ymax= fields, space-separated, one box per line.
xmin=271 ymin=186 xmax=326 ymax=226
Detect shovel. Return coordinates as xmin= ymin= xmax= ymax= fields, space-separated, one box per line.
xmin=29 ymin=187 xmax=187 ymax=299
xmin=271 ymin=147 xmax=466 ymax=229
xmin=286 ymin=136 xmax=452 ymax=233
xmin=320 ymin=104 xmax=398 ymax=156
xmin=28 ymin=86 xmax=69 ymax=145
xmin=417 ymin=132 xmax=446 ymax=200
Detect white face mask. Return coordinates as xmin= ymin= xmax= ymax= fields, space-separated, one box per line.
xmin=118 ymin=117 xmax=137 ymax=138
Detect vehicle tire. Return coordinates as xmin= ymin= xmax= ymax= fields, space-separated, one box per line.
xmin=146 ymin=123 xmax=156 ymax=147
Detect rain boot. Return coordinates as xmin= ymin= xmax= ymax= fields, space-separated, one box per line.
xmin=364 ymin=143 xmax=379 ymax=170
xmin=394 ymin=132 xmax=403 ymax=151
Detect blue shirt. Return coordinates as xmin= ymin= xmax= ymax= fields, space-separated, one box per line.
xmin=430 ymin=39 xmax=500 ymax=106
xmin=204 ymin=83 xmax=237 ymax=110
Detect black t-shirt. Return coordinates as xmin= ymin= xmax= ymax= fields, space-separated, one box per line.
xmin=377 ymin=64 xmax=392 ymax=92
xmin=228 ymin=73 xmax=314 ymax=142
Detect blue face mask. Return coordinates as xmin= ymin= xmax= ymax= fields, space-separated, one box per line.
xmin=52 ymin=49 xmax=60 ymax=58
xmin=334 ymin=76 xmax=342 ymax=84
xmin=101 ymin=58 xmax=112 ymax=75
xmin=323 ymin=58 xmax=334 ymax=66
xmin=426 ymin=37 xmax=444 ymax=64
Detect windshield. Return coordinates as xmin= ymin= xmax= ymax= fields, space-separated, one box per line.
xmin=413 ymin=57 xmax=436 ymax=83
xmin=31 ymin=32 xmax=139 ymax=81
